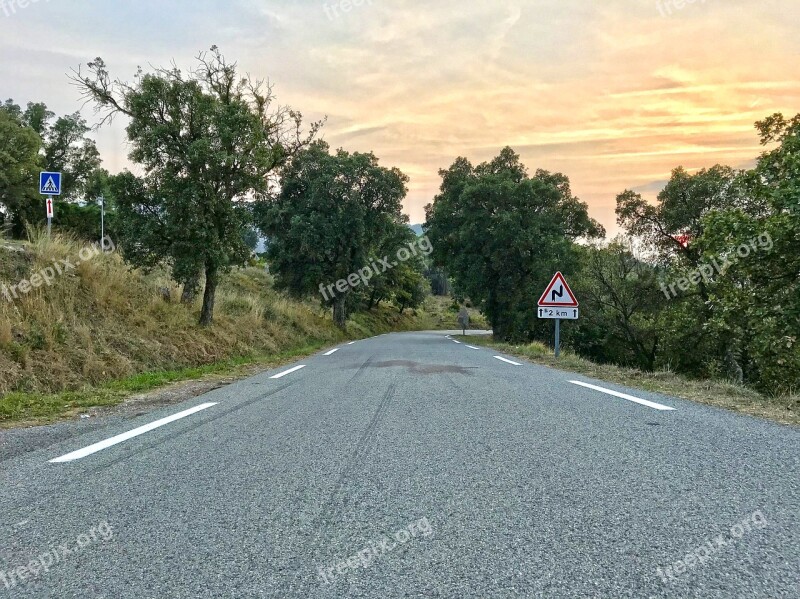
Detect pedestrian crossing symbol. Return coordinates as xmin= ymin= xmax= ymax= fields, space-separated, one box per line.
xmin=39 ymin=172 xmax=62 ymax=196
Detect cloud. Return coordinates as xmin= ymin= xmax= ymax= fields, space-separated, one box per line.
xmin=1 ymin=0 xmax=798 ymax=233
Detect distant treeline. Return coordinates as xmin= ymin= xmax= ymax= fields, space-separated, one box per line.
xmin=0 ymin=49 xmax=434 ymax=328
xmin=426 ymin=117 xmax=800 ymax=395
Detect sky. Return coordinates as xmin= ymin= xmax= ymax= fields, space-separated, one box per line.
xmin=1 ymin=0 xmax=799 ymax=235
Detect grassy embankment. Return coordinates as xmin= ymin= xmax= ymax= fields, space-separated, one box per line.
xmin=464 ymin=335 xmax=799 ymax=426
xmin=0 ymin=234 xmax=484 ymax=427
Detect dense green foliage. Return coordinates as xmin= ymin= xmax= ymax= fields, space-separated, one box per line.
xmin=0 ymin=100 xmax=103 ymax=237
xmin=255 ymin=141 xmax=424 ymax=326
xmin=425 ymin=147 xmax=604 ymax=341
xmin=424 ymin=122 xmax=797 ymax=395
xmin=567 ymin=114 xmax=800 ymax=394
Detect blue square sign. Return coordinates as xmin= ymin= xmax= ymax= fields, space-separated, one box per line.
xmin=39 ymin=172 xmax=62 ymax=196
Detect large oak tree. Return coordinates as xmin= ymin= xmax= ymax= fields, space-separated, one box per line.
xmin=255 ymin=141 xmax=409 ymax=328
xmin=73 ymin=47 xmax=321 ymax=325
xmin=425 ymin=147 xmax=604 ymax=342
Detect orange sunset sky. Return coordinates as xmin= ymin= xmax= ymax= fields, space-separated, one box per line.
xmin=1 ymin=0 xmax=799 ymax=234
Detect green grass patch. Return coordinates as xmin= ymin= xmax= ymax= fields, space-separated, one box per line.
xmin=0 ymin=343 xmax=327 ymax=427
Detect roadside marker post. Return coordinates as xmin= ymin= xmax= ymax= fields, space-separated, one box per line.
xmin=538 ymin=272 xmax=579 ymax=358
xmin=99 ymin=195 xmax=105 ymax=247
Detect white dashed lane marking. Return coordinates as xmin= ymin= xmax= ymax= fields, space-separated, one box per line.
xmin=569 ymin=380 xmax=676 ymax=411
xmin=49 ymin=402 xmax=219 ymax=463
xmin=271 ymin=365 xmax=307 ymax=379
xmin=494 ymin=356 xmax=522 ymax=366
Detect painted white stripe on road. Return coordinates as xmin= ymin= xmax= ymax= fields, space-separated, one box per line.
xmin=347 ymin=342 xmax=356 ymax=345
xmin=49 ymin=402 xmax=218 ymax=463
xmin=271 ymin=365 xmax=307 ymax=379
xmin=569 ymin=381 xmax=676 ymax=411
xmin=466 ymin=345 xmax=480 ymax=350
xmin=494 ymin=356 xmax=522 ymax=366
xmin=453 ymin=340 xmax=462 ymax=344
xmin=324 ymin=349 xmax=340 ymax=356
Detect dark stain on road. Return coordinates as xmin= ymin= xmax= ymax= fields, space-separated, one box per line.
xmin=371 ymin=360 xmax=476 ymax=376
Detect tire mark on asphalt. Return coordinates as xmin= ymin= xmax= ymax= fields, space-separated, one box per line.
xmin=323 ymin=383 xmax=396 ymax=514
xmin=85 ymin=381 xmax=300 ymax=474
xmin=345 ymin=355 xmax=374 ymax=386
xmin=286 ymin=382 xmax=397 ymax=592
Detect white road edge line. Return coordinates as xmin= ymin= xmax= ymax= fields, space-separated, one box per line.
xmin=453 ymin=340 xmax=462 ymax=344
xmin=466 ymin=345 xmax=480 ymax=350
xmin=569 ymin=380 xmax=676 ymax=411
xmin=49 ymin=402 xmax=218 ymax=463
xmin=324 ymin=349 xmax=340 ymax=356
xmin=271 ymin=365 xmax=306 ymax=379
xmin=347 ymin=342 xmax=356 ymax=345
xmin=494 ymin=356 xmax=522 ymax=366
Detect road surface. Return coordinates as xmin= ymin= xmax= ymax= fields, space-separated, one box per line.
xmin=1 ymin=331 xmax=798 ymax=598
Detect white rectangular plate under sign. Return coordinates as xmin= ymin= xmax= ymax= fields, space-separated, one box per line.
xmin=539 ymin=307 xmax=579 ymax=320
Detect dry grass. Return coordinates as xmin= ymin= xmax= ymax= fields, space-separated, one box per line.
xmin=0 ymin=232 xmax=453 ymax=425
xmin=465 ymin=336 xmax=800 ymax=427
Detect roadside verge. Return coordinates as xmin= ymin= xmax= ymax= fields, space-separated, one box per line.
xmin=464 ymin=335 xmax=799 ymax=427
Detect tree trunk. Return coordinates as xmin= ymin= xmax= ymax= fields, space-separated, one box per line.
xmin=333 ymin=295 xmax=347 ymax=329
xmin=181 ymin=272 xmax=201 ymax=304
xmin=199 ymin=264 xmax=218 ymax=327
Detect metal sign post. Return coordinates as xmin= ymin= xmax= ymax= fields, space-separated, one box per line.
xmin=538 ymin=272 xmax=579 ymax=358
xmin=555 ymin=318 xmax=561 ymax=358
xmin=99 ymin=195 xmax=105 ymax=247
xmin=45 ymin=197 xmax=54 ymax=236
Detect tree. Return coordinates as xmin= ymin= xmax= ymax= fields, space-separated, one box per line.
xmin=692 ymin=113 xmax=800 ymax=393
xmin=570 ymin=242 xmax=665 ymax=371
xmin=425 ymin=147 xmax=604 ymax=341
xmin=0 ymin=108 xmax=40 ymax=233
xmin=255 ymin=141 xmax=409 ymax=327
xmin=615 ymin=165 xmax=752 ymax=376
xmin=354 ymin=223 xmax=429 ymax=312
xmin=610 ymin=114 xmax=800 ymax=393
xmin=1 ymin=100 xmax=103 ymax=236
xmin=72 ymin=47 xmax=321 ymax=325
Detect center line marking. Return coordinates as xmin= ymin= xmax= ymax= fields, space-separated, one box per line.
xmin=466 ymin=345 xmax=480 ymax=350
xmin=324 ymin=349 xmax=340 ymax=356
xmin=271 ymin=365 xmax=306 ymax=379
xmin=49 ymin=402 xmax=218 ymax=463
xmin=569 ymin=381 xmax=676 ymax=411
xmin=494 ymin=356 xmax=522 ymax=366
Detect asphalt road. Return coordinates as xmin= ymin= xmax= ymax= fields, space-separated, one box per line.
xmin=1 ymin=331 xmax=798 ymax=598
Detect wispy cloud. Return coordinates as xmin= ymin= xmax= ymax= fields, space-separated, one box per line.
xmin=1 ymin=0 xmax=798 ymax=233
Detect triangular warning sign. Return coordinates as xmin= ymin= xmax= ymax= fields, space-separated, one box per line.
xmin=42 ymin=177 xmax=59 ymax=193
xmin=538 ymin=272 xmax=579 ymax=307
